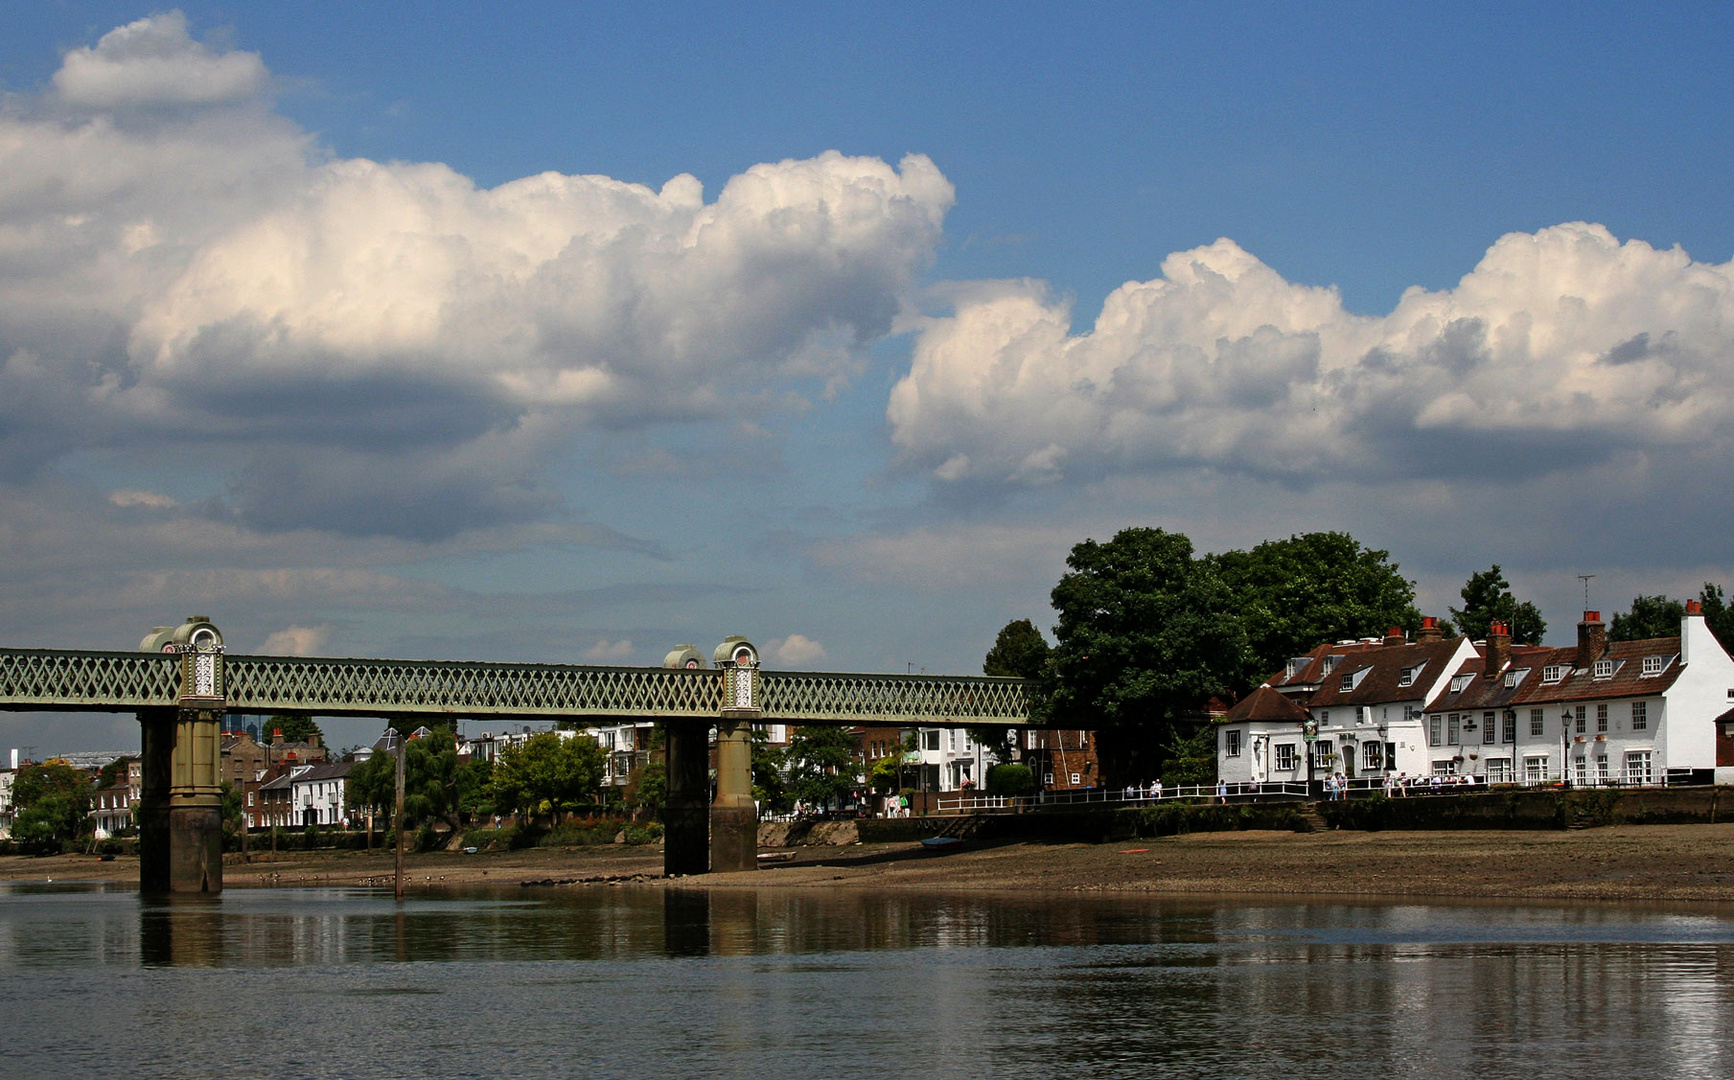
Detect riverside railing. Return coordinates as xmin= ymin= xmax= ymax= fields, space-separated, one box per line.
xmin=934 ymin=781 xmax=1310 ymax=815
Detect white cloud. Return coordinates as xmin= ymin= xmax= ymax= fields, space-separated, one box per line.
xmin=0 ymin=15 xmax=954 ymax=539
xmin=583 ymin=638 xmax=635 ymax=662
xmin=890 ymin=224 xmax=1734 ymax=489
xmin=769 ymin=633 xmax=828 ymax=667
xmin=108 ymin=488 xmax=179 ymax=509
xmin=52 ymin=12 xmax=269 ymax=109
xmin=260 ymin=625 xmax=331 ymax=656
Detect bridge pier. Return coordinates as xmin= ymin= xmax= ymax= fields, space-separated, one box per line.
xmin=138 ymin=705 xmax=224 ymax=894
xmin=709 ymin=716 xmax=757 ymax=872
xmin=663 ymin=719 xmax=711 ymax=876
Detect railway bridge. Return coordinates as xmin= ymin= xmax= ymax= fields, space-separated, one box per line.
xmin=0 ymin=617 xmax=1032 ymax=892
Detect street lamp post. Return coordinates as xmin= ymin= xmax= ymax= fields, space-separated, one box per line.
xmin=1561 ymin=709 xmax=1574 ymax=788
xmin=1302 ymin=718 xmax=1319 ymax=799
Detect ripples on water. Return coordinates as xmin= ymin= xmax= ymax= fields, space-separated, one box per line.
xmin=2 ymin=881 xmax=1732 ymax=1080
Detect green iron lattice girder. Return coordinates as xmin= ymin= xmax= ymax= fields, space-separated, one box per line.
xmin=0 ymin=648 xmax=1032 ymax=725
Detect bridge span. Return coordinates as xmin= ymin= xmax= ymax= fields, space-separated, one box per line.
xmin=0 ymin=619 xmax=1032 ymax=892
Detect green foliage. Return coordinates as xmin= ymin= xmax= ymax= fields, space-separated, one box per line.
xmin=346 ymin=728 xmax=463 ymax=829
xmin=1159 ymin=726 xmax=1218 ymax=786
xmin=1449 ymin=564 xmax=1547 ymax=644
xmin=1045 ymin=527 xmax=1251 ymax=741
xmin=1209 ymin=532 xmax=1422 ymax=677
xmin=970 ymin=613 xmax=1028 ymax=763
xmin=345 ymin=746 xmax=395 ymax=817
xmin=631 ymin=760 xmax=666 ymax=816
xmin=1610 ymin=594 xmax=1686 ymax=641
xmin=97 ymin=755 xmax=134 ymax=791
xmin=489 ymin=732 xmax=607 ymax=818
xmin=751 ymin=727 xmax=790 ymax=813
xmin=867 ymin=733 xmax=916 ymax=794
xmin=455 ymin=755 xmax=493 ymax=820
xmin=12 ymin=762 xmax=92 ymax=843
xmin=985 ymin=762 xmax=1035 ymax=796
xmin=267 ymin=714 xmax=324 ymax=745
xmin=983 ymin=618 xmax=1052 ymax=678
xmin=1698 ymin=583 xmax=1734 ymax=653
xmin=220 ymin=781 xmax=243 ymax=836
xmin=783 ymin=725 xmax=860 ymax=809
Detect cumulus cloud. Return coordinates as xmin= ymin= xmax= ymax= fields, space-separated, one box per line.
xmin=261 ymin=625 xmax=332 ymax=656
xmin=0 ymin=14 xmax=954 ymax=540
xmin=583 ymin=638 xmax=635 ymax=662
xmin=890 ymin=224 xmax=1734 ymax=489
xmin=52 ymin=11 xmax=269 ymax=109
xmin=769 ymin=633 xmax=828 ymax=667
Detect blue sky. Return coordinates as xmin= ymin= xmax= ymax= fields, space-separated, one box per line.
xmin=3 ymin=4 xmax=1733 ymax=752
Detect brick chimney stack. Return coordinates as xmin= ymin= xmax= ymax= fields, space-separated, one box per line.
xmin=1485 ymin=620 xmax=1511 ymax=676
xmin=1416 ymin=616 xmax=1442 ymax=644
xmin=1575 ymin=611 xmax=1606 ymax=670
xmin=1383 ymin=627 xmax=1406 ymax=648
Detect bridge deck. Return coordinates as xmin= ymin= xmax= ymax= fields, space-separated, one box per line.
xmin=0 ymin=648 xmax=1032 ymax=725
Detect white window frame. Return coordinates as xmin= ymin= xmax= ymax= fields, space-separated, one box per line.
xmin=1529 ymin=708 xmax=1545 ymax=737
xmin=1593 ymin=658 xmax=1615 ymax=679
xmin=1543 ymin=664 xmax=1565 ymax=683
xmin=1642 ymin=655 xmax=1664 ymax=676
xmin=1631 ymin=700 xmax=1648 ymax=731
xmin=1224 ymin=729 xmax=1242 ymax=758
xmin=1275 ymin=744 xmax=1297 ymax=771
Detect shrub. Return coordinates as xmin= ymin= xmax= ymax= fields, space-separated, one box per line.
xmin=986 ymin=763 xmax=1035 ymax=796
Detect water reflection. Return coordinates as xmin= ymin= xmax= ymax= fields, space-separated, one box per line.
xmin=3 ymin=884 xmax=1734 ymax=1079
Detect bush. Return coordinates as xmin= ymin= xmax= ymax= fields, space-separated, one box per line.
xmin=620 ymin=823 xmax=663 ymax=846
xmin=986 ymin=763 xmax=1035 ymax=796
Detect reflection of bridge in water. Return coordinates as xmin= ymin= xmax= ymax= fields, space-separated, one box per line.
xmin=0 ymin=618 xmax=1032 ymax=893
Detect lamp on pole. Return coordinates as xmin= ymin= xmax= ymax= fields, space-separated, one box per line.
xmin=1560 ymin=709 xmax=1574 ymax=788
xmin=382 ymin=726 xmax=405 ymax=900
xmin=1302 ymin=718 xmax=1319 ymax=799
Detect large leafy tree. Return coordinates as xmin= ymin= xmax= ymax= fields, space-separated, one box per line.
xmin=1046 ymin=527 xmax=1250 ymax=731
xmin=1044 ymin=528 xmax=1250 ymax=784
xmin=12 ymin=762 xmax=93 ymax=843
xmin=1610 ymin=595 xmax=1686 ymax=642
xmin=1698 ymin=583 xmax=1734 ymax=653
xmin=1209 ymin=531 xmax=1422 ymax=677
xmin=1449 ymin=565 xmax=1547 ymax=644
xmin=346 ymin=727 xmax=463 ymax=829
xmin=267 ymin=714 xmax=324 ymax=746
xmin=974 ymin=618 xmax=1052 ymax=764
xmin=783 ymin=726 xmax=860 ymax=809
xmin=489 ymin=732 xmax=606 ymax=818
xmin=750 ymin=727 xmax=790 ymax=814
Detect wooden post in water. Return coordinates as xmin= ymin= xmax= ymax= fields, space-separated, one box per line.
xmin=393 ymin=728 xmax=406 ymax=901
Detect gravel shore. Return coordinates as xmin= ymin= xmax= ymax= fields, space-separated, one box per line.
xmin=7 ymin=823 xmax=1734 ymax=904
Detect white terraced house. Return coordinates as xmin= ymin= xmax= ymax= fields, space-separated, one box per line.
xmin=1218 ymin=604 xmax=1734 ymax=789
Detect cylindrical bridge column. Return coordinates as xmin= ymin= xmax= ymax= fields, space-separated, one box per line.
xmin=663 ymin=719 xmax=711 ymax=876
xmin=168 ymin=707 xmax=224 ymax=893
xmin=138 ymin=617 xmax=227 ymax=894
xmin=710 ymin=716 xmax=757 ymax=872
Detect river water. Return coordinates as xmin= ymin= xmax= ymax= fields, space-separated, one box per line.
xmin=3 ymin=881 xmax=1733 ymax=1079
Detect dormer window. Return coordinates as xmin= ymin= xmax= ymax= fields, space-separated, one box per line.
xmin=1450 ymin=674 xmax=1473 ymax=693
xmin=1322 ymin=655 xmax=1340 ymax=675
xmin=1543 ymin=664 xmax=1565 ymax=683
xmin=1504 ymin=667 xmax=1528 ymax=689
xmin=1398 ymin=661 xmax=1425 ymax=687
xmin=1641 ymin=656 xmax=1665 ymax=677
xmin=1593 ymin=659 xmax=1615 ymax=679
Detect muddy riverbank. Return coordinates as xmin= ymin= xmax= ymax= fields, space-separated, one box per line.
xmin=5 ymin=822 xmax=1734 ymax=903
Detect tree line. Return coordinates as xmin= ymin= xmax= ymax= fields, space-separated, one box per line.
xmin=984 ymin=526 xmax=1734 ymax=785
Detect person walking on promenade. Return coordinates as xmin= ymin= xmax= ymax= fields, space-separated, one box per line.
xmin=1217 ymin=778 xmax=1228 ymax=804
